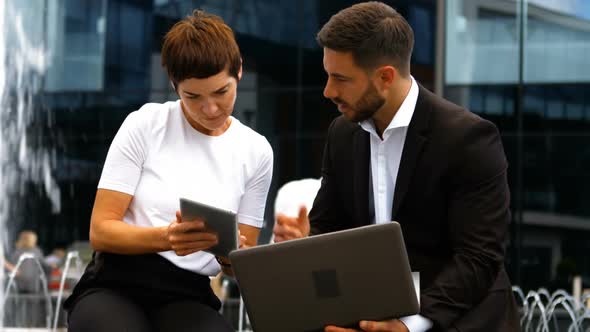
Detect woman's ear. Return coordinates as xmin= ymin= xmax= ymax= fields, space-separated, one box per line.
xmin=238 ymin=58 xmax=243 ymax=81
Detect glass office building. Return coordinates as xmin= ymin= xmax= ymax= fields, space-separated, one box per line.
xmin=445 ymin=0 xmax=590 ymax=290
xmin=3 ymin=0 xmax=590 ymax=292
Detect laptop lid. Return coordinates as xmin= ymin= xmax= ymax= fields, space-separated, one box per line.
xmin=229 ymin=222 xmax=419 ymax=332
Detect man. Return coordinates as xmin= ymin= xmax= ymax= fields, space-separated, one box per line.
xmin=273 ymin=2 xmax=520 ymax=332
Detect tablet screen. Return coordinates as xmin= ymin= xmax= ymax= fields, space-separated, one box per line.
xmin=179 ymin=197 xmax=238 ymax=257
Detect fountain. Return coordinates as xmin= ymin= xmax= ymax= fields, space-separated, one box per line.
xmin=0 ymin=0 xmax=62 ymax=329
xmin=3 ymin=253 xmax=53 ymax=329
xmin=52 ymin=251 xmax=83 ymax=332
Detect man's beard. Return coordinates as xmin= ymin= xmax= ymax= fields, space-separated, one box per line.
xmin=333 ymin=82 xmax=385 ymax=123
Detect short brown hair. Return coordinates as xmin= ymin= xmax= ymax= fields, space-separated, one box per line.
xmin=161 ymin=10 xmax=241 ymax=86
xmin=317 ymin=2 xmax=414 ymax=77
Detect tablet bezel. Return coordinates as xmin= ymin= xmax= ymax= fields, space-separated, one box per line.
xmin=179 ymin=197 xmax=238 ymax=258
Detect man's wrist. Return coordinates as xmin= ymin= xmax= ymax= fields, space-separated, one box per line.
xmin=399 ymin=314 xmax=433 ymax=332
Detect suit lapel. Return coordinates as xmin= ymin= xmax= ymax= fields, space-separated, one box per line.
xmin=353 ymin=127 xmax=371 ymax=226
xmin=392 ymin=85 xmax=432 ymax=219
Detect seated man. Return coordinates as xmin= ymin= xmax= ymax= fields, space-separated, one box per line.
xmin=273 ymin=2 xmax=519 ymax=332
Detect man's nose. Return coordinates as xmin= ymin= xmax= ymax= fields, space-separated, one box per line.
xmin=323 ymin=79 xmax=336 ymax=99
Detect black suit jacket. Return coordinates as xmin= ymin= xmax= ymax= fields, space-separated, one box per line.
xmin=309 ymin=85 xmax=520 ymax=331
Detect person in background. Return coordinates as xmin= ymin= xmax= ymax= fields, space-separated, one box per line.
xmin=8 ymin=230 xmax=47 ymax=293
xmin=273 ymin=2 xmax=519 ymax=331
xmin=44 ymin=247 xmax=66 ymax=269
xmin=64 ymin=9 xmax=273 ymax=332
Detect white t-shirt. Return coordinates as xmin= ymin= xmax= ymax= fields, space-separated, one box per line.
xmin=98 ymin=100 xmax=273 ymax=276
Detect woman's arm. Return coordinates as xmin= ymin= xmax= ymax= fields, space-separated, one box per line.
xmin=90 ymin=189 xmax=170 ymax=254
xmin=90 ymin=189 xmax=218 ymax=255
xmin=239 ymin=223 xmax=260 ymax=248
xmin=218 ymin=223 xmax=260 ymax=276
xmin=219 ymin=137 xmax=272 ymax=275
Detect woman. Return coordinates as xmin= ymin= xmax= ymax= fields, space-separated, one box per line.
xmin=65 ymin=10 xmax=273 ymax=332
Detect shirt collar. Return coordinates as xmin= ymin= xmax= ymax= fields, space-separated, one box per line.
xmin=359 ymin=76 xmax=419 ymax=138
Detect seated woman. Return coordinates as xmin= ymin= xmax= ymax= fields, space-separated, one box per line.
xmin=64 ymin=10 xmax=273 ymax=332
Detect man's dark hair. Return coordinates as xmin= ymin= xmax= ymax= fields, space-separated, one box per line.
xmin=316 ymin=1 xmax=414 ymax=77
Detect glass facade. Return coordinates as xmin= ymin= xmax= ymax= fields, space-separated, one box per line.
xmin=5 ymin=0 xmax=590 ymax=294
xmin=445 ymin=0 xmax=590 ymax=290
xmin=7 ymin=0 xmax=436 ymax=250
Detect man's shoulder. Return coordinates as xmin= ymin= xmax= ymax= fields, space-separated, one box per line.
xmin=329 ymin=115 xmax=362 ymax=137
xmin=418 ymin=86 xmax=497 ymax=137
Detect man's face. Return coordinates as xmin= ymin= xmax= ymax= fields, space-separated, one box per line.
xmin=176 ymin=68 xmax=241 ymax=135
xmin=322 ymin=48 xmax=385 ymax=123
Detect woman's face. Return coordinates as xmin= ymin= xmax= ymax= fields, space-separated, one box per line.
xmin=176 ymin=67 xmax=241 ymax=136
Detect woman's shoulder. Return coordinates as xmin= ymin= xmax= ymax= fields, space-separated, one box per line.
xmin=230 ymin=118 xmax=272 ymax=154
xmin=124 ymin=100 xmax=179 ymax=131
xmin=135 ymin=100 xmax=178 ymax=119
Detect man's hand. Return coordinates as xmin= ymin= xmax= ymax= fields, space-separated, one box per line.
xmin=167 ymin=211 xmax=218 ymax=256
xmin=325 ymin=319 xmax=409 ymax=332
xmin=273 ymin=206 xmax=310 ymax=242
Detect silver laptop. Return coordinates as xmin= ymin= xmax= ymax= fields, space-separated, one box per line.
xmin=229 ymin=222 xmax=419 ymax=332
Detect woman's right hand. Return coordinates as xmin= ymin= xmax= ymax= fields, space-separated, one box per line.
xmin=167 ymin=211 xmax=218 ymax=256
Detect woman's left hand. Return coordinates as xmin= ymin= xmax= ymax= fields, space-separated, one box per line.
xmin=239 ymin=231 xmax=249 ymax=249
xmin=218 ymin=225 xmax=259 ymax=275
xmin=216 ymin=231 xmax=248 ymax=272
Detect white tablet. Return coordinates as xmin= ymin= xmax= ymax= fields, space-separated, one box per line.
xmin=179 ymin=197 xmax=238 ymax=258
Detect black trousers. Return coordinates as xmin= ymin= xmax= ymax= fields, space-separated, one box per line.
xmin=67 ymin=287 xmax=233 ymax=332
xmin=65 ymin=253 xmax=230 ymax=332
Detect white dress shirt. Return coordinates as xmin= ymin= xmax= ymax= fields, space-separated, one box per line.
xmin=359 ymin=77 xmax=433 ymax=332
